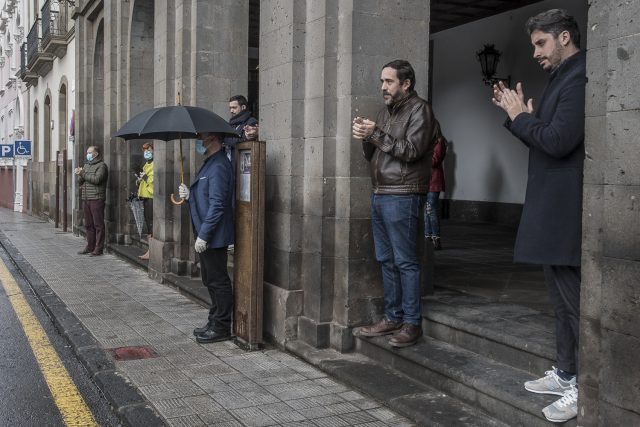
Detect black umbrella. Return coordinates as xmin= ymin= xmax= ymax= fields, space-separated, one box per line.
xmin=113 ymin=105 xmax=239 ymax=204
xmin=113 ymin=105 xmax=239 ymax=141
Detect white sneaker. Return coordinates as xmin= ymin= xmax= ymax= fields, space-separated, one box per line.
xmin=524 ymin=366 xmax=576 ymax=396
xmin=542 ymin=385 xmax=578 ymax=423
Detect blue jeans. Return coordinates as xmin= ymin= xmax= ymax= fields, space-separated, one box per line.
xmin=371 ymin=194 xmax=425 ymax=325
xmin=424 ymin=191 xmax=441 ymax=237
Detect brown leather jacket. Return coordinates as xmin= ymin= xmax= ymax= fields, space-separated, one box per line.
xmin=363 ymin=91 xmax=437 ymax=194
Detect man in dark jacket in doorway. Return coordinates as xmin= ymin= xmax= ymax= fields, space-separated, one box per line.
xmin=75 ymin=145 xmax=108 ymax=256
xmin=492 ymin=9 xmax=585 ymax=423
xmin=352 ymin=60 xmax=437 ymax=348
xmin=224 ymin=95 xmax=258 ymax=167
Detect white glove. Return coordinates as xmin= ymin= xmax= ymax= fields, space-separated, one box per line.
xmin=178 ymin=183 xmax=190 ymax=200
xmin=195 ymin=237 xmax=207 ymax=253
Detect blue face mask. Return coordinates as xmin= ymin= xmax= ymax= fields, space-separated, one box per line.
xmin=86 ymin=153 xmax=93 ymax=162
xmin=195 ymin=140 xmax=206 ymax=155
xmin=144 ymin=151 xmax=153 ymax=161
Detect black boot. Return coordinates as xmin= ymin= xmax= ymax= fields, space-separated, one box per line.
xmin=196 ymin=328 xmax=232 ymax=344
xmin=193 ymin=322 xmax=213 ymax=336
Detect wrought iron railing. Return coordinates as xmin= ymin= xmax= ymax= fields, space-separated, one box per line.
xmin=26 ymin=19 xmax=41 ymax=65
xmin=41 ymin=0 xmax=69 ymax=46
xmin=20 ymin=42 xmax=27 ymax=76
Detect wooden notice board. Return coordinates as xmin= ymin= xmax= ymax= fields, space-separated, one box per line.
xmin=233 ymin=140 xmax=265 ymax=350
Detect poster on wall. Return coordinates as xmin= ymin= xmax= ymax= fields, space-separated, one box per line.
xmin=238 ymin=150 xmax=251 ymax=202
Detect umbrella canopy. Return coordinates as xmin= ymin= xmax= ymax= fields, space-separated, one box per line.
xmin=128 ymin=198 xmax=146 ymax=237
xmin=113 ymin=105 xmax=239 ymax=141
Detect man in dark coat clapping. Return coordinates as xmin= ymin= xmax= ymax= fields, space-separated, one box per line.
xmin=492 ymin=9 xmax=585 ymax=424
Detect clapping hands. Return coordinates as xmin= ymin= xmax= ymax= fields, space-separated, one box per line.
xmin=492 ymin=81 xmax=534 ymax=121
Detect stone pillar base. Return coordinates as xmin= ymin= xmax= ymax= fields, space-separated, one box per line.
xmin=330 ymin=323 xmax=355 ymax=353
xmin=298 ymin=316 xmax=331 ymax=349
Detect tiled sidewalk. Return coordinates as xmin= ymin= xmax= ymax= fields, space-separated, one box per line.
xmin=0 ymin=209 xmax=411 ymax=427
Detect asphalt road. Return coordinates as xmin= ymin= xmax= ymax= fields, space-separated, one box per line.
xmin=0 ymin=245 xmax=121 ymax=427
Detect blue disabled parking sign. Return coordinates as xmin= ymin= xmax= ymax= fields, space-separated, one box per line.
xmin=0 ymin=144 xmax=14 ymax=158
xmin=14 ymin=140 xmax=32 ymax=158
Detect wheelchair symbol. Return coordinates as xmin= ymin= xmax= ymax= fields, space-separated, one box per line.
xmin=16 ymin=141 xmax=28 ymax=155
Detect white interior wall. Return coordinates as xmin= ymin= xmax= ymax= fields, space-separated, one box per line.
xmin=431 ymin=0 xmax=587 ymax=204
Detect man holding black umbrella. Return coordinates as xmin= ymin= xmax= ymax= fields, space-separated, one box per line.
xmin=178 ymin=132 xmax=235 ymax=343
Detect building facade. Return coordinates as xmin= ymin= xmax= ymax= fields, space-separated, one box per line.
xmin=15 ymin=0 xmax=75 ymax=224
xmin=0 ymin=0 xmax=26 ymax=211
xmin=64 ymin=0 xmax=640 ymax=424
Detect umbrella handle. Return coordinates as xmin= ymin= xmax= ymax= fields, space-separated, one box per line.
xmin=171 ymin=136 xmax=186 ymax=205
xmin=171 ymin=193 xmax=185 ymax=205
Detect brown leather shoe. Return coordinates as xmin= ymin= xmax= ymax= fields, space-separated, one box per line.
xmin=389 ymin=324 xmax=423 ymax=348
xmin=353 ymin=318 xmax=402 ymax=337
xmin=78 ymin=248 xmax=92 ymax=255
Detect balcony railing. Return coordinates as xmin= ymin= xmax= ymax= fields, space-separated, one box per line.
xmin=26 ymin=19 xmax=41 ymax=66
xmin=41 ymin=0 xmax=69 ymax=47
xmin=19 ymin=42 xmax=26 ymax=77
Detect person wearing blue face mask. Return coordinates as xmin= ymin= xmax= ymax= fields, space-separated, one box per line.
xmin=178 ymin=132 xmax=234 ymax=343
xmin=74 ymin=146 xmax=109 ymax=256
xmin=137 ymin=142 xmax=154 ymax=260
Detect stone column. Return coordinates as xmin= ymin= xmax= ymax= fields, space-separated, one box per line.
xmin=148 ymin=0 xmax=178 ymax=279
xmin=260 ymin=0 xmax=430 ymax=351
xmin=579 ymin=0 xmax=640 ymax=425
xmin=148 ymin=0 xmax=249 ymax=278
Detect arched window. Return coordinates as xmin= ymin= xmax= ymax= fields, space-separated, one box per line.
xmin=15 ymin=98 xmax=21 ymax=129
xmin=33 ymin=105 xmax=39 ymax=162
xmin=44 ymin=96 xmax=51 ymax=162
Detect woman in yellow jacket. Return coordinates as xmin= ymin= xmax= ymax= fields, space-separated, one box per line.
xmin=137 ymin=142 xmax=154 ymax=259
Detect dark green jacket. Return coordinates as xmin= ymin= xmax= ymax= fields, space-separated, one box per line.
xmin=79 ymin=158 xmax=108 ymax=200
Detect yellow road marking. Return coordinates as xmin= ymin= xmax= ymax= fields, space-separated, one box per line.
xmin=0 ymin=257 xmax=97 ymax=427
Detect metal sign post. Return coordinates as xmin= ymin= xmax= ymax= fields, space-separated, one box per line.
xmin=233 ymin=140 xmax=265 ymax=350
xmin=7 ymin=141 xmax=33 ymax=213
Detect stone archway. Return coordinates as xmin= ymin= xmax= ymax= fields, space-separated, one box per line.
xmin=126 ymin=0 xmax=155 ymax=246
xmin=92 ymin=21 xmax=105 ymax=153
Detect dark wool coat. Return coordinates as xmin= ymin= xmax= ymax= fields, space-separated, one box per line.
xmin=505 ymin=51 xmax=586 ymax=267
xmin=188 ymin=150 xmax=234 ymax=249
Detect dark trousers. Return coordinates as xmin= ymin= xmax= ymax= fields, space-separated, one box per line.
xmin=199 ymin=248 xmax=232 ymax=334
xmin=83 ymin=199 xmax=106 ymax=253
xmin=544 ymin=265 xmax=581 ymax=374
xmin=142 ymin=197 xmax=153 ymax=236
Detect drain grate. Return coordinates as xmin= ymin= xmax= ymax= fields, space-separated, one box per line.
xmin=107 ymin=345 xmax=158 ymax=361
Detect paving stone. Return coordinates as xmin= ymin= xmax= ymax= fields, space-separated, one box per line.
xmin=198 ymin=410 xmax=238 ymax=425
xmin=0 ymin=210 xmax=411 ymax=426
xmin=167 ymin=415 xmax=207 ymax=427
xmin=182 ymin=394 xmax=224 ymax=413
xmin=339 ymin=411 xmax=378 ymax=424
xmin=155 ymin=397 xmax=197 ymax=418
xmin=311 ymin=415 xmax=350 ymax=427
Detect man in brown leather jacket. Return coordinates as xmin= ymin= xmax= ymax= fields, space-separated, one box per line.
xmin=352 ymin=60 xmax=436 ymax=348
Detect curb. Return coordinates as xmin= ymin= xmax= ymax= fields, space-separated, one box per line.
xmin=0 ymin=231 xmax=165 ymax=427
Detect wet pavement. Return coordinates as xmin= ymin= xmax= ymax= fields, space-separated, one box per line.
xmin=0 ymin=208 xmax=413 ymax=427
xmin=0 ymin=240 xmax=120 ymax=427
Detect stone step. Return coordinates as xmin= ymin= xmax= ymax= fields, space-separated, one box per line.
xmin=355 ymin=335 xmax=577 ymax=427
xmin=286 ymin=340 xmax=509 ymax=427
xmin=422 ymin=290 xmax=556 ymax=375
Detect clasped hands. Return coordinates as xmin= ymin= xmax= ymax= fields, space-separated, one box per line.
xmin=352 ymin=117 xmax=376 ymax=140
xmin=244 ymin=124 xmax=259 ymax=141
xmin=492 ymin=81 xmax=534 ymax=121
